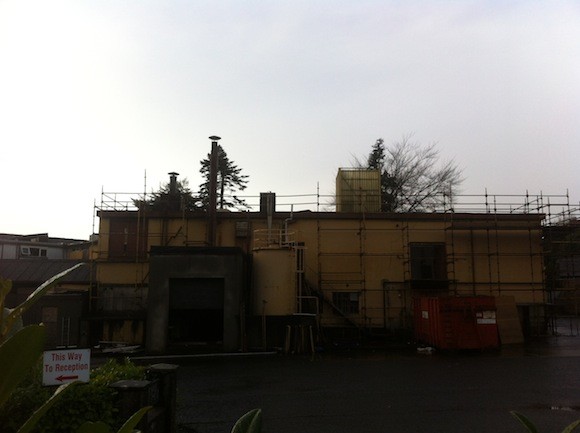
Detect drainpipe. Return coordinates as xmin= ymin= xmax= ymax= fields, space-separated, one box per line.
xmin=284 ymin=205 xmax=294 ymax=244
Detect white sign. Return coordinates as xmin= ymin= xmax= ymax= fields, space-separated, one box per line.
xmin=43 ymin=349 xmax=91 ymax=386
xmin=476 ymin=310 xmax=497 ymax=325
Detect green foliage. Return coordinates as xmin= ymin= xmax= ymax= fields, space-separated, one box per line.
xmin=0 ymin=264 xmax=86 ymax=433
xmin=116 ymin=406 xmax=152 ymax=433
xmin=0 ymin=358 xmax=52 ymax=432
xmin=0 ymin=265 xmax=150 ymax=433
xmin=76 ymin=406 xmax=151 ymax=433
xmin=0 ymin=278 xmax=21 ymax=339
xmin=76 ymin=421 xmax=112 ymax=433
xmin=231 ymin=409 xmax=262 ymax=433
xmin=0 ymin=326 xmax=46 ymax=408
xmin=90 ymin=358 xmax=146 ymax=386
xmin=198 ymin=144 xmax=249 ymax=210
xmin=133 ymin=177 xmax=199 ymax=212
xmin=18 ymin=383 xmax=76 ymax=433
xmin=0 ymin=358 xmax=146 ymax=433
xmin=37 ymin=382 xmax=118 ymax=433
xmin=511 ymin=411 xmax=580 ymax=433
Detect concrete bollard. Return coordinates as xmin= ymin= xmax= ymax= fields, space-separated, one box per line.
xmin=110 ymin=379 xmax=162 ymax=433
xmin=147 ymin=363 xmax=179 ymax=433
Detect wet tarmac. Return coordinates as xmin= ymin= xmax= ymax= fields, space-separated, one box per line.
xmin=169 ymin=335 xmax=580 ymax=433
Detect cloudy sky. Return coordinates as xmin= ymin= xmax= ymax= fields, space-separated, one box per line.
xmin=1 ymin=0 xmax=578 ymax=240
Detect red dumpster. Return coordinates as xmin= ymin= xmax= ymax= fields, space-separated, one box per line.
xmin=413 ymin=296 xmax=499 ymax=350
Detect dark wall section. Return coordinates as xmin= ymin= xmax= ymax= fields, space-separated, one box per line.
xmin=147 ymin=247 xmax=246 ymax=353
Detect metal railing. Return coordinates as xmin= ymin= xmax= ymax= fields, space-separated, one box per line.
xmin=253 ymin=229 xmax=296 ymax=249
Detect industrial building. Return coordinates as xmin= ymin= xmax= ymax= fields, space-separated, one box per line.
xmin=87 ymin=168 xmax=579 ymax=353
xmin=2 ymin=161 xmax=576 ymax=353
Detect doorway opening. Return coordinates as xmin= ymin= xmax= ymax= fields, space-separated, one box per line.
xmin=168 ymin=278 xmax=224 ymax=344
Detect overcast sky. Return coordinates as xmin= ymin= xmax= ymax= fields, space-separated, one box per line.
xmin=1 ymin=0 xmax=578 ymax=240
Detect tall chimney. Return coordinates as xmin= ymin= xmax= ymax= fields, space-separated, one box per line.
xmin=168 ymin=172 xmax=179 ymax=195
xmin=208 ymin=136 xmax=221 ymax=246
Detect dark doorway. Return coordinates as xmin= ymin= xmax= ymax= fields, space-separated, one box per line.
xmin=168 ymin=278 xmax=224 ymax=343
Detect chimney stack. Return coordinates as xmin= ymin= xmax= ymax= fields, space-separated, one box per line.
xmin=168 ymin=172 xmax=179 ymax=195
xmin=208 ymin=136 xmax=221 ymax=246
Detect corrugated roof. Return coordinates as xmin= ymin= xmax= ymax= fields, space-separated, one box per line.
xmin=0 ymin=260 xmax=91 ymax=284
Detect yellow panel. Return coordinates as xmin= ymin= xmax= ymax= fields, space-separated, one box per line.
xmin=252 ymin=249 xmax=296 ymax=315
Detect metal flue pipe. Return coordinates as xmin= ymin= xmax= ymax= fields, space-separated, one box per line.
xmin=208 ymin=135 xmax=220 ymax=246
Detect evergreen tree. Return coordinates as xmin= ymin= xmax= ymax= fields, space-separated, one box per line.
xmin=198 ymin=145 xmax=249 ymax=210
xmin=367 ymin=138 xmax=385 ymax=170
xmin=133 ymin=175 xmax=198 ymax=212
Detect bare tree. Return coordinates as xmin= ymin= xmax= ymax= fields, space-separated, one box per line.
xmin=363 ymin=136 xmax=463 ymax=212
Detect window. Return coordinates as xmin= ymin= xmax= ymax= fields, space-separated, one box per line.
xmin=30 ymin=247 xmax=47 ymax=257
xmin=235 ymin=221 xmax=250 ymax=238
xmin=20 ymin=246 xmax=47 ymax=257
xmin=332 ymin=292 xmax=360 ymax=315
xmin=410 ymin=243 xmax=448 ymax=290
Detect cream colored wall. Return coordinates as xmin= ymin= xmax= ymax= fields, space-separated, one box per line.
xmin=102 ymin=320 xmax=144 ymax=345
xmin=451 ymin=228 xmax=544 ymax=304
xmin=252 ymin=249 xmax=296 ymax=315
xmin=285 ymin=217 xmax=544 ymax=328
xmin=96 ymin=218 xmax=110 ymax=259
xmin=96 ymin=262 xmax=149 ymax=285
xmin=146 ymin=218 xmax=207 ymax=247
xmin=95 ymin=212 xmax=545 ymax=330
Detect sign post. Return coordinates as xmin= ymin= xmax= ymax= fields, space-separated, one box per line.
xmin=43 ymin=348 xmax=91 ymax=386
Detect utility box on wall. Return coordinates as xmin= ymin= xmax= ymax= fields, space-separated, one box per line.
xmin=414 ymin=296 xmax=499 ymax=350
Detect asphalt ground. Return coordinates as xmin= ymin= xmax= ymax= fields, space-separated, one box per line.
xmin=168 ymin=336 xmax=580 ymax=433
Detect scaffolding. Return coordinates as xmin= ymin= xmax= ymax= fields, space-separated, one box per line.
xmin=306 ymin=190 xmax=579 ymax=337
xmin=92 ymin=186 xmax=579 ymax=338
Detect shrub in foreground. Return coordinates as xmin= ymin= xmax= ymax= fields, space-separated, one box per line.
xmin=0 ymin=358 xmax=145 ymax=433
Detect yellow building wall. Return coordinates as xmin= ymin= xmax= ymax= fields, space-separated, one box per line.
xmin=451 ymin=228 xmax=544 ymax=305
xmin=285 ymin=216 xmax=544 ymax=329
xmin=95 ymin=211 xmax=545 ymax=332
xmin=96 ymin=262 xmax=149 ymax=285
xmin=96 ymin=218 xmax=111 ymax=259
xmin=102 ymin=319 xmax=144 ymax=345
xmin=252 ymin=249 xmax=296 ymax=315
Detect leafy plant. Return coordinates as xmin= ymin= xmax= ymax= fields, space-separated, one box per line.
xmin=0 ymin=325 xmax=46 ymax=407
xmin=76 ymin=406 xmax=152 ymax=433
xmin=0 ymin=357 xmax=148 ymax=433
xmin=18 ymin=382 xmax=76 ymax=433
xmin=511 ymin=411 xmax=580 ymax=433
xmin=0 ymin=265 xmax=150 ymax=433
xmin=231 ymin=409 xmax=262 ymax=433
xmin=0 ymin=265 xmax=84 ymax=433
xmin=90 ymin=358 xmax=146 ymax=386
